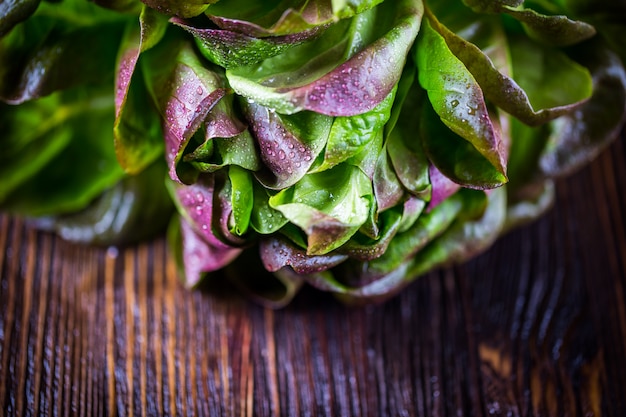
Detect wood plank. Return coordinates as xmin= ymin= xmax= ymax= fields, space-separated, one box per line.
xmin=1 ymin=137 xmax=625 ymax=416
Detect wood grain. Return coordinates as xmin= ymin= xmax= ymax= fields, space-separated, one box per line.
xmin=1 ymin=136 xmax=625 ymax=416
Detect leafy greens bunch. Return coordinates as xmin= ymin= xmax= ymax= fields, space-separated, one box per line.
xmin=1 ymin=0 xmax=625 ymax=305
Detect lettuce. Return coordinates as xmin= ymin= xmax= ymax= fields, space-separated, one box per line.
xmin=1 ymin=0 xmax=625 ymax=306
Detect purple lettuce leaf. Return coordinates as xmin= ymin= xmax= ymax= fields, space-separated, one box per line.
xmin=202 ymin=94 xmax=247 ymax=138
xmin=427 ymin=164 xmax=461 ymax=211
xmin=168 ymin=173 xmax=243 ymax=250
xmin=183 ymin=95 xmax=262 ymax=174
xmin=260 ymin=235 xmax=348 ymax=274
xmin=203 ymin=0 xmax=385 ymax=37
xmin=142 ymin=35 xmax=229 ymax=183
xmin=172 ymin=16 xmax=326 ymax=68
xmin=170 ymin=216 xmax=242 ymax=288
xmin=204 ymin=0 xmax=334 ymax=36
xmin=226 ymin=0 xmax=423 ymax=116
xmin=242 ymin=100 xmax=331 ymax=190
xmin=397 ymin=195 xmax=426 ymax=233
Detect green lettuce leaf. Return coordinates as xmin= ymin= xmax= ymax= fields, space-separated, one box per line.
xmin=0 ymin=94 xmax=70 ymax=203
xmin=416 ymin=16 xmax=507 ymax=181
xmin=269 ymin=164 xmax=373 ymax=255
xmin=312 ymin=89 xmax=395 ymax=173
xmin=539 ymin=42 xmax=626 ymax=177
xmin=423 ymin=9 xmax=593 ymax=126
xmin=1 ymin=89 xmax=125 ymax=216
xmin=31 ymin=160 xmax=173 ymax=245
xmin=114 ymin=7 xmax=168 ymax=174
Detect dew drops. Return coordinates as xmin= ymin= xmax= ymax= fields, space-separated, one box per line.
xmin=451 ymin=99 xmax=460 ymax=108
xmin=278 ymin=150 xmax=286 ymax=160
xmin=195 ymin=193 xmax=204 ymax=203
xmin=467 ymin=105 xmax=477 ymax=116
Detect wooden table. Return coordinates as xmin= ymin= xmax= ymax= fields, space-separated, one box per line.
xmin=1 ymin=136 xmax=625 ymax=416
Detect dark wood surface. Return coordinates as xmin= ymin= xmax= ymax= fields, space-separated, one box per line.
xmin=1 ymin=136 xmax=625 ymax=416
